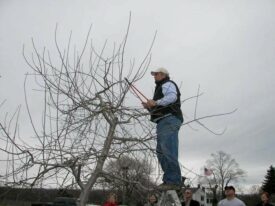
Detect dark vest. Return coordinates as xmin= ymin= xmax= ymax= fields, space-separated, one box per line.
xmin=150 ymin=78 xmax=183 ymax=123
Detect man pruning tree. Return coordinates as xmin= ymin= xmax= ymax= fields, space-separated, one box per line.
xmin=142 ymin=67 xmax=183 ymax=191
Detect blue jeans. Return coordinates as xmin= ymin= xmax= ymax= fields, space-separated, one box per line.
xmin=156 ymin=115 xmax=182 ymax=185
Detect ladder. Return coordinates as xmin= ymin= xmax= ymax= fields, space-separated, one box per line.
xmin=157 ymin=190 xmax=181 ymax=206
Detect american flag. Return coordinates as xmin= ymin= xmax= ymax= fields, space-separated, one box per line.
xmin=204 ymin=167 xmax=213 ymax=176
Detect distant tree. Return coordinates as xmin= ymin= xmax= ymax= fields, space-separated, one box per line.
xmin=237 ymin=185 xmax=262 ymax=206
xmin=102 ymin=156 xmax=155 ymax=205
xmin=261 ymin=165 xmax=275 ymax=194
xmin=238 ymin=194 xmax=260 ymax=206
xmin=204 ymin=151 xmax=246 ymax=199
xmin=248 ymin=185 xmax=261 ymax=195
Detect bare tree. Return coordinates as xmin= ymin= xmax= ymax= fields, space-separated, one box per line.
xmin=1 ymin=16 xmax=158 ymax=205
xmin=204 ymin=151 xmax=246 ymax=199
xmin=0 ymin=17 xmax=237 ymax=206
xmin=102 ymin=156 xmax=155 ymax=205
xmin=249 ymin=185 xmax=261 ymax=194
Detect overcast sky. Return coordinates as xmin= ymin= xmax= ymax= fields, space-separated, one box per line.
xmin=1 ymin=0 xmax=275 ymax=193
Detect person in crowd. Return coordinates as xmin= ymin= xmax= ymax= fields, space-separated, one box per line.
xmin=182 ymin=188 xmax=200 ymax=206
xmin=144 ymin=194 xmax=158 ymax=206
xmin=103 ymin=193 xmax=118 ymax=206
xmin=256 ymin=192 xmax=273 ymax=206
xmin=218 ymin=186 xmax=246 ymax=206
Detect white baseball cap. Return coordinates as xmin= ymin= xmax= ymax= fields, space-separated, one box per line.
xmin=151 ymin=67 xmax=169 ymax=76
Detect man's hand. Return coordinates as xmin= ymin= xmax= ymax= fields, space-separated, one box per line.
xmin=142 ymin=102 xmax=149 ymax=109
xmin=147 ymin=99 xmax=157 ymax=107
xmin=142 ymin=100 xmax=157 ymax=109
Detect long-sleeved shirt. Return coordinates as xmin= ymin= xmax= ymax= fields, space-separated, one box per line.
xmin=156 ymin=81 xmax=177 ymax=106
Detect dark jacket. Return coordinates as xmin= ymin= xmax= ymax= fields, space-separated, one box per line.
xmin=150 ymin=77 xmax=183 ymax=123
xmin=103 ymin=202 xmax=118 ymax=206
xmin=144 ymin=203 xmax=158 ymax=206
xmin=255 ymin=202 xmax=274 ymax=206
xmin=182 ymin=199 xmax=200 ymax=206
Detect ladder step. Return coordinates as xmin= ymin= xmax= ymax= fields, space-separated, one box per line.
xmin=158 ymin=190 xmax=181 ymax=206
